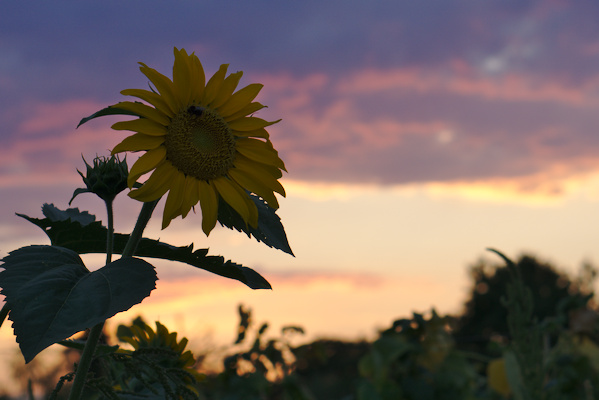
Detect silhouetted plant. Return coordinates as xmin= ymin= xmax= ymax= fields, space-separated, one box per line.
xmin=293 ymin=339 xmax=370 ymax=399
xmin=357 ymin=310 xmax=481 ymax=400
xmin=454 ymin=253 xmax=594 ymax=354
xmin=199 ymin=305 xmax=315 ymax=400
xmin=486 ymin=249 xmax=599 ymax=400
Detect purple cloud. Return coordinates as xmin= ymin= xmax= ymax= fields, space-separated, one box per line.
xmin=1 ymin=0 xmax=599 ymax=193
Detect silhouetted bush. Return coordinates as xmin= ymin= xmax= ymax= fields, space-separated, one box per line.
xmin=454 ymin=254 xmax=595 ymax=354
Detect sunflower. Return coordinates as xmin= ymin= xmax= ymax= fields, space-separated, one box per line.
xmin=110 ymin=47 xmax=286 ymax=235
xmin=116 ymin=317 xmax=203 ymax=396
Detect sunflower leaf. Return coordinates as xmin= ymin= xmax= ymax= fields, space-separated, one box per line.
xmin=40 ymin=203 xmax=96 ymax=226
xmin=77 ymin=106 xmax=142 ymax=128
xmin=134 ymin=241 xmax=272 ymax=290
xmin=17 ymin=204 xmax=271 ymax=290
xmin=217 ymin=193 xmax=294 ymax=256
xmin=68 ymin=187 xmax=92 ymax=206
xmin=0 ymin=245 xmax=156 ymax=362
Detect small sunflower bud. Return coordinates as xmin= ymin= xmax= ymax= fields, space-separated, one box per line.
xmin=70 ymin=155 xmax=129 ymax=204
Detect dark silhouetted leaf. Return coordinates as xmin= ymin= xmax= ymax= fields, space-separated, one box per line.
xmin=133 ymin=239 xmax=271 ymax=290
xmin=77 ymin=106 xmax=141 ymax=128
xmin=0 ymin=303 xmax=9 ymax=330
xmin=217 ymin=193 xmax=293 ymax=256
xmin=0 ymin=245 xmax=156 ymax=362
xmin=17 ymin=204 xmax=271 ymax=289
xmin=68 ymin=187 xmax=92 ymax=205
xmin=41 ymin=203 xmax=95 ymax=226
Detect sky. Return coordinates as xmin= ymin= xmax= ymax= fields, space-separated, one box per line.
xmin=2 ymin=0 xmax=599 ymax=392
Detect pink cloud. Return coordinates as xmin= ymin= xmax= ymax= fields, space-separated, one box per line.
xmin=18 ymin=100 xmax=102 ymax=135
xmin=5 ymin=65 xmax=599 ymax=199
xmin=337 ymin=66 xmax=594 ymax=106
xmin=255 ymin=66 xmax=599 ymax=194
xmin=336 ymin=68 xmax=438 ymax=95
xmin=0 ymin=99 xmax=131 ymax=188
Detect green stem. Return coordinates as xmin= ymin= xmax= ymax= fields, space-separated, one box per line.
xmin=68 ymin=199 xmax=158 ymax=400
xmin=67 ymin=322 xmax=104 ymax=400
xmin=122 ymin=199 xmax=159 ymax=258
xmin=105 ymin=200 xmax=114 ymax=265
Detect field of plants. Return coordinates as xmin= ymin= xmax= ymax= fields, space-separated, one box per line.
xmin=2 ymin=252 xmax=598 ymax=400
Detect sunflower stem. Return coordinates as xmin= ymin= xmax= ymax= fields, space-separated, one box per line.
xmin=68 ymin=198 xmax=159 ymax=400
xmin=122 ymin=199 xmax=159 ymax=257
xmin=67 ymin=322 xmax=104 ymax=400
xmin=105 ymin=199 xmax=114 ymax=264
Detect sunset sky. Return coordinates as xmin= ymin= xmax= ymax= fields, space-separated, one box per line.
xmin=2 ymin=1 xmax=599 ymax=391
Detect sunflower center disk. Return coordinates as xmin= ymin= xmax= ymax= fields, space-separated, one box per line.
xmin=165 ymin=107 xmax=236 ymax=180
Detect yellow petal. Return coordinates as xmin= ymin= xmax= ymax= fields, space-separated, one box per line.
xmin=236 ymin=138 xmax=286 ymax=171
xmin=198 ymin=180 xmax=218 ymax=235
xmin=212 ymin=177 xmax=251 ymax=224
xmin=139 ymin=63 xmax=180 ymax=113
xmin=237 ymin=153 xmax=284 ymax=180
xmin=188 ymin=53 xmax=206 ymax=102
xmin=180 ymin=175 xmax=200 ymax=218
xmin=233 ymin=155 xmax=286 ymax=196
xmin=112 ymin=119 xmax=168 ymax=136
xmin=111 ymin=101 xmax=171 ymax=126
xmin=228 ymin=168 xmax=280 ymax=209
xmin=201 ymin=64 xmax=228 ymax=105
xmin=112 ymin=134 xmax=165 ymax=154
xmin=121 ymin=88 xmax=174 ymax=117
xmin=225 ymin=102 xmax=266 ymax=123
xmin=241 ymin=188 xmax=259 ymax=227
xmin=231 ymin=127 xmax=269 ymax=139
xmin=227 ymin=117 xmax=280 ymax=131
xmin=162 ymin=172 xmax=186 ymax=229
xmin=181 ymin=350 xmax=195 ymax=367
xmin=129 ymin=162 xmax=178 ymax=202
xmin=219 ymin=84 xmax=263 ymax=117
xmin=264 ymin=162 xmax=284 ymax=179
xmin=210 ymin=71 xmax=243 ymax=109
xmin=127 ymin=147 xmax=167 ymax=188
xmin=172 ymin=48 xmax=192 ymax=106
xmin=175 ymin=337 xmax=188 ymax=353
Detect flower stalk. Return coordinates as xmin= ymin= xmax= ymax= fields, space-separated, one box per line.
xmin=105 ymin=200 xmax=114 ymax=265
xmin=68 ymin=199 xmax=159 ymax=400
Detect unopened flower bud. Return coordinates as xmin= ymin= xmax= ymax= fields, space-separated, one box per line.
xmin=70 ymin=155 xmax=128 ymax=204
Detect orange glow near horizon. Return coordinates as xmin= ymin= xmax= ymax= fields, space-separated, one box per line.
xmin=282 ymin=168 xmax=599 ymax=206
xmin=0 ymin=270 xmax=465 ymax=394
